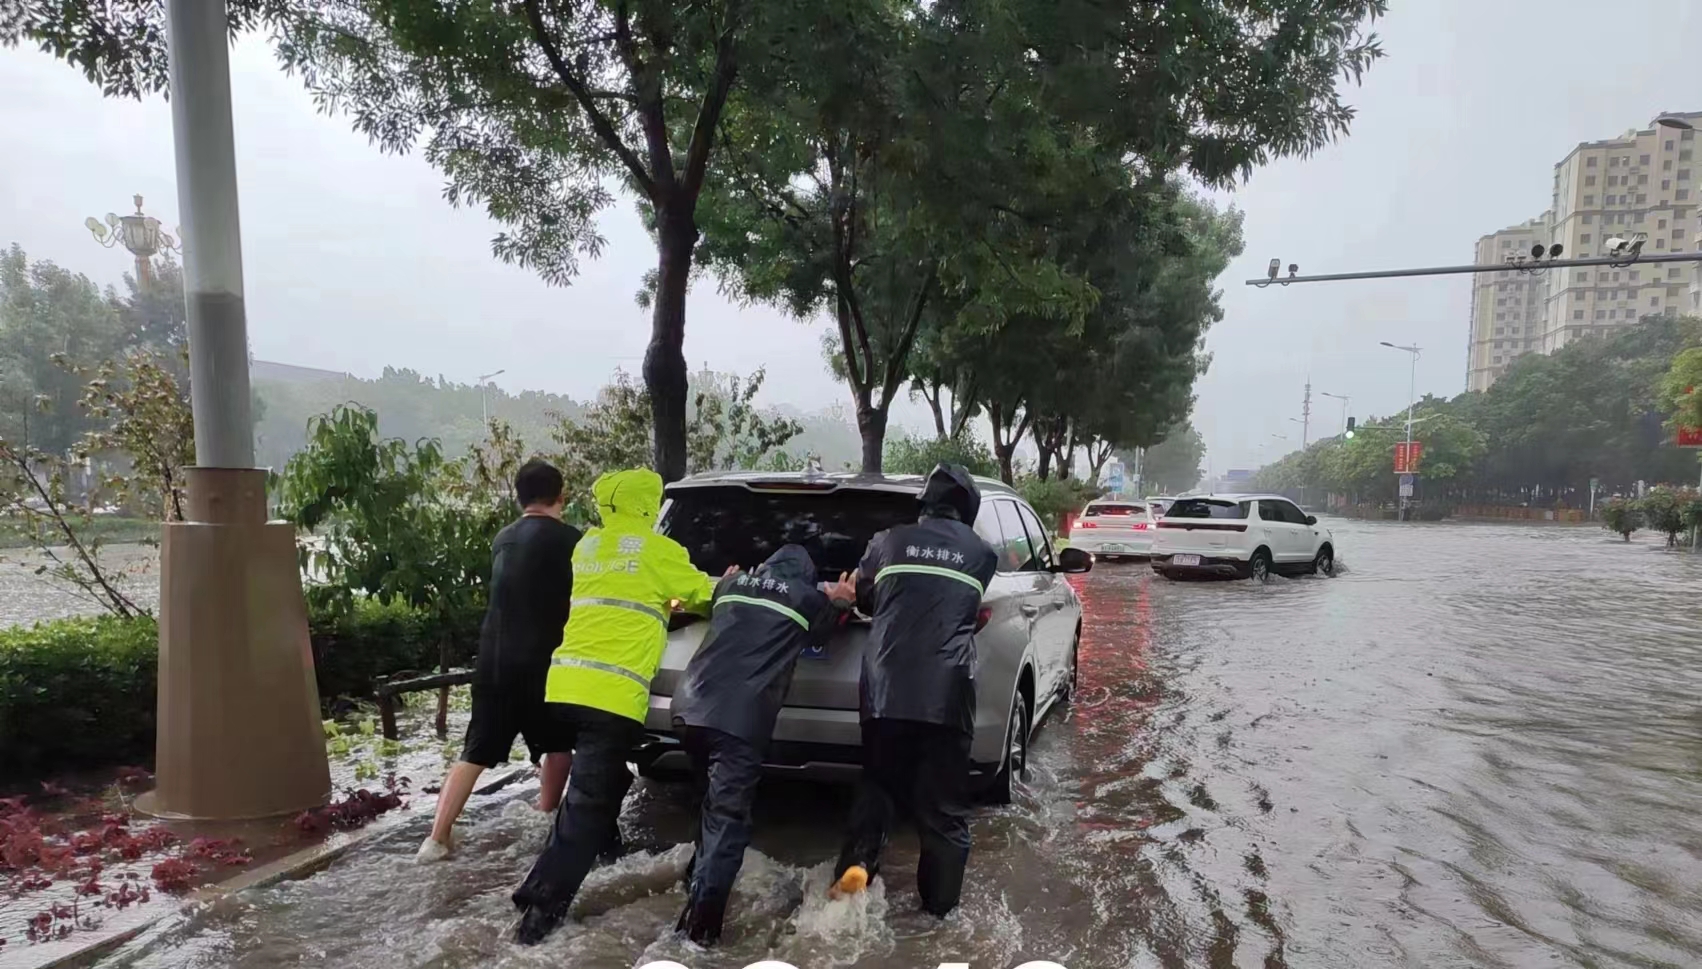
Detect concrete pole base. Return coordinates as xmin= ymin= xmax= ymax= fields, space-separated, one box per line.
xmin=137 ymin=467 xmax=331 ymax=820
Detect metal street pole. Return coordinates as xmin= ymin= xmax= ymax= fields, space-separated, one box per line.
xmin=478 ymin=368 xmax=506 ymax=428
xmin=1382 ymin=342 xmax=1421 ymax=521
xmin=146 ymin=0 xmax=330 ymax=821
xmin=1321 ymin=392 xmax=1350 ymax=435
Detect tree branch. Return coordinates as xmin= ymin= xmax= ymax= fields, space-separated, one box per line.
xmin=680 ymin=1 xmax=741 ymax=198
xmin=616 ymin=0 xmax=677 ymax=194
xmin=879 ymin=266 xmax=937 ymax=407
xmin=520 ymin=0 xmax=655 ymax=197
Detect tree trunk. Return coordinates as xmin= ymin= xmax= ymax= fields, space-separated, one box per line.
xmin=1036 ymin=446 xmax=1053 ymax=481
xmin=434 ymin=631 xmax=451 ymax=740
xmin=857 ymin=397 xmax=888 ymax=474
xmin=646 ymin=208 xmax=697 ymax=482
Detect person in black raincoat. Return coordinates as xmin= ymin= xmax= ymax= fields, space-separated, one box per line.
xmin=670 ymin=544 xmax=856 ymax=944
xmin=830 ymin=463 xmax=999 ymax=917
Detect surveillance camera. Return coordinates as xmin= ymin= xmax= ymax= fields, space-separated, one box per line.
xmin=1267 ymin=258 xmax=1280 ymax=280
xmin=1604 ymin=236 xmax=1629 ymax=254
xmin=1629 ymin=238 xmax=1645 ymax=256
xmin=1548 ymin=243 xmax=1563 ymax=259
xmin=1530 ymin=243 xmax=1544 ymax=259
xmin=1287 ymin=263 xmax=1298 ymax=277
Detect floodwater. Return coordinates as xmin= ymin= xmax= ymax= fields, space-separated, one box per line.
xmin=85 ymin=522 xmax=1702 ymax=967
xmin=0 ymin=543 xmax=160 ymax=626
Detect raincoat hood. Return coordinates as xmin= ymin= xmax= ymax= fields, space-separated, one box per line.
xmin=756 ymin=543 xmax=817 ymax=584
xmin=593 ymin=468 xmax=664 ymax=526
xmin=919 ymin=463 xmax=981 ymax=525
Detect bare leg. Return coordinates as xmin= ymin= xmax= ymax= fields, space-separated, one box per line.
xmin=429 ymin=761 xmax=486 ymax=846
xmin=538 ymin=752 xmax=573 ymax=813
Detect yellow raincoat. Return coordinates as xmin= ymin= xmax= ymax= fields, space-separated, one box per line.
xmin=544 ymin=469 xmax=716 ymax=722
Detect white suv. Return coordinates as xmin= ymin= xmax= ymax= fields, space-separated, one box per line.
xmin=1151 ymin=494 xmax=1335 ymax=581
xmin=1067 ymin=499 xmax=1158 ymax=559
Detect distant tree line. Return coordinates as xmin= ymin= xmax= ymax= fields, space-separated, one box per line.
xmin=1253 ymin=315 xmax=1702 ymax=507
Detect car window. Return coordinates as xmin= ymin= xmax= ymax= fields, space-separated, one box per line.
xmin=973 ymin=501 xmax=1006 ymax=551
xmin=1257 ymin=499 xmax=1287 ymax=523
xmin=1168 ymin=498 xmax=1249 ymax=520
xmin=659 ymin=486 xmax=917 ymax=579
xmin=1278 ymin=501 xmax=1311 ymax=526
xmin=1084 ymin=503 xmax=1145 ymax=517
xmin=1015 ymin=503 xmax=1056 ymax=571
xmin=993 ymin=501 xmax=1039 ymax=572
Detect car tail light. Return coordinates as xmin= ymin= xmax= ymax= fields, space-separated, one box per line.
xmin=1076 ymin=520 xmax=1097 ymax=529
xmin=1133 ymin=522 xmax=1148 ymax=530
xmin=975 ymin=606 xmax=992 ymax=631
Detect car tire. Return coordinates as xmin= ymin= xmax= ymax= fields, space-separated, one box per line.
xmin=1247 ymin=548 xmax=1272 ymax=582
xmin=983 ymin=688 xmax=1032 ymax=806
xmin=1311 ymin=545 xmax=1334 ymax=577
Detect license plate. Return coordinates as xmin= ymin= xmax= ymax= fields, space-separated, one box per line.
xmin=1102 ymin=543 xmax=1126 ymax=553
xmin=1170 ymin=554 xmax=1201 ymax=566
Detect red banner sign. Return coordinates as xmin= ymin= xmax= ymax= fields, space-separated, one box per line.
xmin=1678 ymin=425 xmax=1702 ymax=448
xmin=1393 ymin=441 xmax=1425 ymax=475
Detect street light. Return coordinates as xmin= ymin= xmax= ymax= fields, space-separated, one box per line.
xmin=1321 ymin=392 xmax=1350 ymax=435
xmin=478 ymin=368 xmax=506 ymax=428
xmin=85 ymin=195 xmax=180 ymax=286
xmin=1381 ymin=342 xmax=1422 ymax=521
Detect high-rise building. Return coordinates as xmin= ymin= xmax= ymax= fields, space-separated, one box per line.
xmin=1541 ymin=112 xmax=1702 ymax=353
xmin=1465 ymin=215 xmax=1550 ymax=392
xmin=1466 ymin=112 xmax=1702 ymax=392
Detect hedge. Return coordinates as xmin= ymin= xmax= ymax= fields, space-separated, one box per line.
xmin=0 ymin=599 xmax=482 ymax=782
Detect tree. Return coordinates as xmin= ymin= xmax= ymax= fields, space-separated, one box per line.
xmin=1138 ymin=425 xmax=1206 ymax=495
xmin=1660 ymin=346 xmax=1702 ymax=430
xmin=1600 ymin=498 xmax=1641 ymax=542
xmin=10 ymin=0 xmax=768 ymax=483
xmin=883 ymin=433 xmax=998 ymax=479
xmin=1636 ymin=486 xmax=1690 ymax=548
xmin=0 ymin=245 xmax=128 ymax=455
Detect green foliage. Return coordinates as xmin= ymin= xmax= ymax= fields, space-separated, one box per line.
xmin=0 ymin=614 xmax=157 ymax=779
xmin=883 ymin=434 xmax=999 ymax=479
xmin=1134 ymin=425 xmax=1207 ymax=495
xmin=1635 ymin=487 xmax=1693 ymax=548
xmin=1600 ymin=497 xmax=1642 ymax=541
xmin=1016 ymin=477 xmax=1102 ymax=536
xmin=1659 ymin=346 xmax=1702 ymax=431
xmin=0 ymin=598 xmax=482 ymax=781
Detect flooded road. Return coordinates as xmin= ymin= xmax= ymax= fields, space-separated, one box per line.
xmin=95 ymin=521 xmax=1702 ymax=968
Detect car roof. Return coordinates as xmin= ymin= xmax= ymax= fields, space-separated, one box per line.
xmin=665 ymin=469 xmax=1020 ymax=500
xmin=1173 ymin=493 xmax=1294 ymax=502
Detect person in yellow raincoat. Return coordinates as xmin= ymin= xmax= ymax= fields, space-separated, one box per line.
xmin=511 ymin=468 xmax=717 ymax=945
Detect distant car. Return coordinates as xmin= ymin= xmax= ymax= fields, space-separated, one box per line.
xmin=1067 ymin=499 xmax=1158 ymax=560
xmin=1151 ymin=494 xmax=1335 ymax=581
xmin=637 ymin=471 xmax=1092 ymax=803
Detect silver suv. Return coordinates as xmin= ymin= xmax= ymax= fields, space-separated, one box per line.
xmin=635 ymin=471 xmax=1091 ymax=802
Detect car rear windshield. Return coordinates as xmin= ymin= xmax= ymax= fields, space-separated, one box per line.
xmin=1165 ymin=498 xmax=1249 ymax=520
xmin=660 ymin=486 xmax=919 ymax=579
xmin=1085 ymin=503 xmax=1144 ymax=516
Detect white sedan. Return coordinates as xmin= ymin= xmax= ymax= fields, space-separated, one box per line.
xmin=1067 ymin=499 xmax=1158 ymax=559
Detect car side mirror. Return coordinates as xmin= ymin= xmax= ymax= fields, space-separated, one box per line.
xmin=1305 ymin=515 xmax=1318 ymax=526
xmin=1055 ymin=546 xmax=1093 ymax=574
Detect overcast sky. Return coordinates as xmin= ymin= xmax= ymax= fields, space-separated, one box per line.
xmin=4 ymin=0 xmax=1701 ymax=474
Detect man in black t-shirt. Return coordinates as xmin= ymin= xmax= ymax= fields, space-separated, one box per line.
xmin=418 ymin=459 xmax=582 ymax=862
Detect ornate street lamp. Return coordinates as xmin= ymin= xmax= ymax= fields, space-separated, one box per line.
xmin=85 ymin=195 xmax=180 ymax=286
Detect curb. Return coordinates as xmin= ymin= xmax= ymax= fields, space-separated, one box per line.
xmin=32 ymin=767 xmax=532 ymax=969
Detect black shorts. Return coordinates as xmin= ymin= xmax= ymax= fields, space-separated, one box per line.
xmin=460 ymin=685 xmax=569 ymax=768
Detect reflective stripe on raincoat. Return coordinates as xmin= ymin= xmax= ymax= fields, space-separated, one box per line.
xmin=544 ymin=469 xmax=716 ymax=722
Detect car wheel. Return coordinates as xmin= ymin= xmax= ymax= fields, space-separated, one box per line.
xmin=1311 ymin=545 xmax=1334 ymax=577
xmin=1247 ymin=548 xmax=1272 ymax=582
xmin=984 ymin=689 xmax=1032 ymax=806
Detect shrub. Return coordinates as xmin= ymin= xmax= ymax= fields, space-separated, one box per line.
xmin=1016 ymin=476 xmax=1103 ymax=536
xmin=0 ymin=598 xmax=482 ymax=782
xmin=883 ymin=434 xmax=999 ymax=479
xmin=1600 ymin=497 xmax=1642 ymax=541
xmin=1635 ymin=487 xmax=1692 ymax=547
xmin=0 ymin=616 xmax=158 ymax=780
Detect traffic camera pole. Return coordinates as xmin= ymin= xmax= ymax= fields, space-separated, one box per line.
xmin=143 ymin=0 xmax=331 ymax=820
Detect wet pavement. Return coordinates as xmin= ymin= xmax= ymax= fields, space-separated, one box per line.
xmin=89 ymin=521 xmax=1702 ymax=968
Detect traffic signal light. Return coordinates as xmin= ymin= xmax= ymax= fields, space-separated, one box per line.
xmin=1344 ymin=416 xmax=1356 ymax=439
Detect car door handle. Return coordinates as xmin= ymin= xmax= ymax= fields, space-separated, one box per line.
xmin=1021 ymin=604 xmax=1040 ymax=617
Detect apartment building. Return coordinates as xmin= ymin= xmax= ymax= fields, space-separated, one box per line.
xmin=1465 ymin=216 xmax=1551 ymax=392
xmin=1541 ymin=112 xmax=1702 ymax=353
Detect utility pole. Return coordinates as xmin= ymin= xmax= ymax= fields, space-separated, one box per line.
xmin=1301 ymin=380 xmax=1312 ymax=449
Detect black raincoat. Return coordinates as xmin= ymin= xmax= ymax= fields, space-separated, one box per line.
xmin=853 ymin=464 xmax=999 ymax=734
xmin=671 ymin=544 xmax=850 ymax=945
xmin=671 ymin=544 xmax=846 ymax=746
